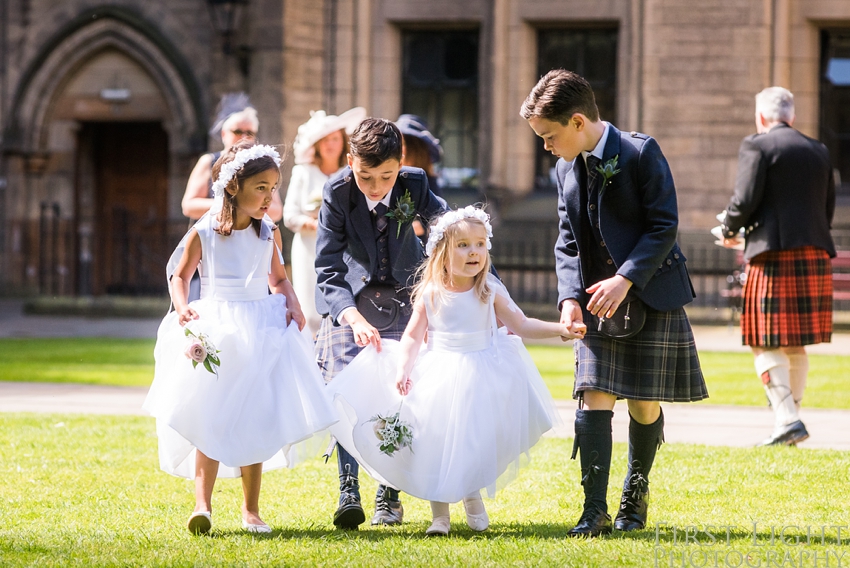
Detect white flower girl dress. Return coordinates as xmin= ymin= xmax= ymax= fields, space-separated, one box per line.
xmin=144 ymin=215 xmax=337 ymax=478
xmin=326 ymin=274 xmax=559 ymax=503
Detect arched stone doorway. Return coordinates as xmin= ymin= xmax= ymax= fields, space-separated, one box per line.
xmin=5 ymin=9 xmax=205 ymax=296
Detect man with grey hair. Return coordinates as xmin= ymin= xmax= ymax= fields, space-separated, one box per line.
xmin=755 ymin=86 xmax=795 ymax=124
xmin=721 ymin=86 xmax=836 ymax=446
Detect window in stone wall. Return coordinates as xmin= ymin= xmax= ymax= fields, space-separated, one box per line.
xmin=821 ymin=28 xmax=850 ymax=197
xmin=402 ymin=29 xmax=479 ymax=189
xmin=535 ymin=27 xmax=618 ymax=191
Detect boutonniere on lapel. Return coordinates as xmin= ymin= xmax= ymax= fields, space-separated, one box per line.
xmin=384 ymin=189 xmax=416 ymax=238
xmin=595 ymin=155 xmax=621 ymax=187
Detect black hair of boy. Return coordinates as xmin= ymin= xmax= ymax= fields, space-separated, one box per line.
xmin=348 ymin=118 xmax=403 ymax=167
xmin=520 ymin=69 xmax=600 ymax=124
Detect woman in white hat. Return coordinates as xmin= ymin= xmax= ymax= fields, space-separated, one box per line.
xmin=284 ymin=107 xmax=367 ymax=337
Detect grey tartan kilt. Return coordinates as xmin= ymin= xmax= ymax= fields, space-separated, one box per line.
xmin=314 ymin=312 xmax=409 ymax=383
xmin=573 ymin=306 xmax=708 ymax=402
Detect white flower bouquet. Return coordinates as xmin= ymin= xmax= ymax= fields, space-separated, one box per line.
xmin=369 ymin=405 xmax=414 ymax=457
xmin=183 ymin=327 xmax=221 ymax=377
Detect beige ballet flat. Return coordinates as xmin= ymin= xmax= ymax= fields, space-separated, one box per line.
xmin=242 ymin=518 xmax=272 ymax=534
xmin=187 ymin=511 xmax=212 ymax=535
xmin=425 ymin=516 xmax=450 ymax=536
xmin=462 ymin=497 xmax=489 ymax=531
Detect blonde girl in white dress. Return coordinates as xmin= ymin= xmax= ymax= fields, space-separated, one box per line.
xmin=284 ymin=107 xmax=366 ymax=337
xmin=326 ymin=207 xmax=587 ymax=536
xmin=144 ymin=140 xmax=337 ymax=535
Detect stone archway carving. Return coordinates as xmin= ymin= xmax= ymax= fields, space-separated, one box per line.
xmin=6 ymin=11 xmax=205 ymax=156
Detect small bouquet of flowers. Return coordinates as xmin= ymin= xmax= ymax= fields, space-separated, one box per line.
xmin=369 ymin=402 xmax=414 ymax=457
xmin=183 ymin=327 xmax=221 ymax=377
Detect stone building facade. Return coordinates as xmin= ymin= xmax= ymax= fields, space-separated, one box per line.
xmin=1 ymin=0 xmax=848 ymax=296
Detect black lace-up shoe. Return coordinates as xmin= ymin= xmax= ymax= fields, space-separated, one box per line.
xmin=614 ymin=472 xmax=649 ymax=531
xmin=567 ymin=507 xmax=612 ymax=538
xmin=370 ymin=486 xmax=403 ymax=525
xmin=758 ymin=420 xmax=809 ymax=447
xmin=333 ymin=466 xmax=365 ymax=529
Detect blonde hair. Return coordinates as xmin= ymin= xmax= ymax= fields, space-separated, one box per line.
xmin=412 ymin=217 xmax=492 ymax=312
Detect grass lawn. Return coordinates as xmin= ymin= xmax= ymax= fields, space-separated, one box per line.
xmin=1 ymin=338 xmax=849 ymax=408
xmin=1 ymin=413 xmax=849 ymax=567
xmin=0 ymin=338 xmax=156 ymax=387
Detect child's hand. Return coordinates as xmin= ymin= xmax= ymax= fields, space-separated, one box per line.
xmin=176 ymin=306 xmax=199 ymax=327
xmin=287 ymin=306 xmax=306 ymax=331
xmin=560 ymin=299 xmax=583 ymax=342
xmin=343 ymin=311 xmax=382 ymax=353
xmin=396 ymin=372 xmax=413 ymax=396
xmin=559 ymin=321 xmax=586 ymax=341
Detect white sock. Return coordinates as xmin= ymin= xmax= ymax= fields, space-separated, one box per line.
xmin=787 ymin=351 xmax=808 ymax=412
xmin=755 ymin=350 xmax=798 ymax=429
xmin=462 ymin=491 xmax=486 ymax=516
xmin=430 ymin=501 xmax=449 ymax=520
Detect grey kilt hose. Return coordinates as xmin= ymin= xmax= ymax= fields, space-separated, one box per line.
xmin=573 ymin=306 xmax=708 ymax=402
xmin=314 ymin=312 xmax=410 ymax=383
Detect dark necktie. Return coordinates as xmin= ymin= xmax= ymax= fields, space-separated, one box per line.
xmin=373 ymin=202 xmax=389 ymax=233
xmin=586 ymin=155 xmax=602 ymax=194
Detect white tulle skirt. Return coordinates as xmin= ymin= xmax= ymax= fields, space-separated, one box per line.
xmin=143 ymin=294 xmax=337 ymax=479
xmin=326 ymin=330 xmax=560 ymax=503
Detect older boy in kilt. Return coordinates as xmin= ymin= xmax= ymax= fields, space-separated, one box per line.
xmin=314 ymin=118 xmax=447 ymax=529
xmin=522 ymin=70 xmax=708 ymax=537
xmin=721 ymin=87 xmax=835 ymax=446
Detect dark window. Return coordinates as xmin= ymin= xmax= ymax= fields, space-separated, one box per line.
xmin=820 ymin=29 xmax=850 ymax=197
xmin=402 ymin=30 xmax=479 ymax=189
xmin=535 ymin=27 xmax=618 ymax=191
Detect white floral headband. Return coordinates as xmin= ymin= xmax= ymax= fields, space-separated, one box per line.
xmin=425 ymin=206 xmax=493 ymax=256
xmin=211 ymin=144 xmax=282 ymax=198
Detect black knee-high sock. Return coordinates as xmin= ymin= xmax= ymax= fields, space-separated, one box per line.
xmin=572 ymin=409 xmax=613 ymax=514
xmin=626 ymin=408 xmax=665 ymax=480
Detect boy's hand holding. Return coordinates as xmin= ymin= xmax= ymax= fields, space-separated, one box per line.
xmin=343 ymin=309 xmax=382 ymax=352
xmin=560 ymin=299 xmax=584 ymax=342
xmin=560 ymin=320 xmax=587 ymax=341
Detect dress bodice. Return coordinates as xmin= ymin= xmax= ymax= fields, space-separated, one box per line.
xmin=196 ymin=220 xmax=275 ymax=301
xmin=423 ymin=275 xmax=506 ymax=352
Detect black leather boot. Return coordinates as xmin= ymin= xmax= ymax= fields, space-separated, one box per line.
xmin=614 ymin=409 xmax=664 ymax=531
xmin=333 ymin=446 xmax=365 ymax=529
xmin=567 ymin=409 xmax=613 ymax=538
xmin=371 ymin=485 xmax=404 ymax=525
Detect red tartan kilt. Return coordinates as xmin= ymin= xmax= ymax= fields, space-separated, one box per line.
xmin=741 ymin=246 xmax=833 ymax=347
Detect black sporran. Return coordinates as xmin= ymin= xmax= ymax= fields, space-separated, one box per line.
xmin=596 ymin=293 xmax=647 ymax=339
xmin=356 ymin=284 xmax=410 ymax=331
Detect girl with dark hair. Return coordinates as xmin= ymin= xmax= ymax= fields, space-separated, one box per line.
xmin=144 ymin=140 xmax=337 ymax=536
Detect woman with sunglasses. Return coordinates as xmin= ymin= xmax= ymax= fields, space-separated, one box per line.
xmin=182 ymin=93 xmax=283 ymax=222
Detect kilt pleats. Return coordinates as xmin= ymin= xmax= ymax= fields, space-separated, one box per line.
xmin=574 ymin=307 xmax=708 ymax=402
xmin=741 ymin=246 xmax=833 ymax=347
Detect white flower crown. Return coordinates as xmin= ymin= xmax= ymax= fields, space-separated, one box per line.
xmin=425 ymin=206 xmax=493 ymax=256
xmin=211 ymin=144 xmax=282 ymax=198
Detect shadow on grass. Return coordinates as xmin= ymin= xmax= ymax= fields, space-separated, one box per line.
xmin=204 ymin=522 xmax=580 ymax=541
xmin=225 ymin=524 xmax=850 ymax=546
